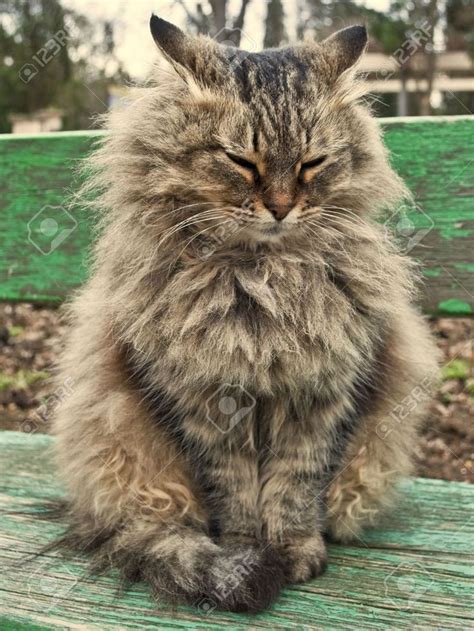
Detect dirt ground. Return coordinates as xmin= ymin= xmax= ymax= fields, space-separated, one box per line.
xmin=0 ymin=303 xmax=472 ymax=483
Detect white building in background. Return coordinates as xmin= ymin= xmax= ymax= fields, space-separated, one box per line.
xmin=8 ymin=109 xmax=63 ymax=135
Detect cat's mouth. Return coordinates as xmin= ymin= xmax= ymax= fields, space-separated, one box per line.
xmin=261 ymin=223 xmax=285 ymax=235
xmin=254 ymin=221 xmax=295 ymax=241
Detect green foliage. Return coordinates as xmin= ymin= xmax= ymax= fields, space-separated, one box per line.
xmin=0 ymin=369 xmax=49 ymax=391
xmin=6 ymin=324 xmax=23 ymax=337
xmin=442 ymin=359 xmax=471 ymax=381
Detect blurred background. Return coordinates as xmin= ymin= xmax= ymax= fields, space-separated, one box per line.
xmin=0 ymin=0 xmax=473 ymax=134
xmin=0 ymin=1 xmax=472 ymax=483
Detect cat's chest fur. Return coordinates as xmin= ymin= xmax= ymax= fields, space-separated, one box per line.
xmin=148 ymin=253 xmax=378 ymax=394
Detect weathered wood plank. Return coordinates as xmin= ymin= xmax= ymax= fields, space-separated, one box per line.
xmin=0 ymin=117 xmax=473 ymax=313
xmin=384 ymin=117 xmax=474 ymax=316
xmin=1 ymin=431 xmax=473 ymax=629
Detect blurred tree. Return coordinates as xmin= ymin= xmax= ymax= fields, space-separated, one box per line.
xmin=300 ymin=0 xmax=379 ymax=40
xmin=0 ymin=0 xmax=129 ymax=132
xmin=263 ymin=0 xmax=286 ymax=48
xmin=177 ymin=0 xmax=252 ymax=45
xmin=445 ymin=0 xmax=474 ymax=57
xmin=443 ymin=0 xmax=474 ymax=114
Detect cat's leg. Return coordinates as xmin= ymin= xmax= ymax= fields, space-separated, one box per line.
xmin=181 ymin=411 xmax=261 ymax=541
xmin=326 ymin=313 xmax=439 ymax=542
xmin=171 ymin=387 xmax=287 ymax=594
xmin=257 ymin=397 xmax=339 ymax=584
xmin=53 ymin=319 xmax=284 ymax=612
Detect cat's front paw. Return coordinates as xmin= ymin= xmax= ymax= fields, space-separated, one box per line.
xmin=278 ymin=533 xmax=328 ymax=584
xmin=212 ymin=533 xmax=286 ymax=612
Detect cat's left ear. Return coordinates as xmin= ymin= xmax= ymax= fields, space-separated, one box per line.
xmin=320 ymin=25 xmax=368 ymax=76
xmin=150 ymin=15 xmax=196 ymax=70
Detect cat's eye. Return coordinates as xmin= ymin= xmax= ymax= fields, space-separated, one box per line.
xmin=225 ymin=152 xmax=258 ymax=173
xmin=301 ymin=155 xmax=328 ymax=171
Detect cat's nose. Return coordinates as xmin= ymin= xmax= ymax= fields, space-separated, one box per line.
xmin=264 ymin=194 xmax=294 ymax=221
xmin=267 ymin=203 xmax=293 ymax=221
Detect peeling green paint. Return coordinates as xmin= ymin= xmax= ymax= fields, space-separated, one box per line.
xmin=423 ymin=268 xmax=443 ymax=278
xmin=438 ymin=299 xmax=473 ymax=315
xmin=454 ymin=263 xmax=474 ymax=273
xmin=440 ymin=226 xmax=473 ymax=240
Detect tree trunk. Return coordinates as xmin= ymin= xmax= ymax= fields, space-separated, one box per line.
xmin=209 ymin=0 xmax=227 ymax=39
xmin=398 ymin=73 xmax=409 ymax=116
xmin=422 ymin=0 xmax=439 ymax=115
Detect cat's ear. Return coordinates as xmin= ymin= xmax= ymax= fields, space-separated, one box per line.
xmin=150 ymin=15 xmax=196 ymax=71
xmin=320 ymin=25 xmax=368 ymax=76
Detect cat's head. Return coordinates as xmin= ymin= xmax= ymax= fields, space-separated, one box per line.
xmin=122 ymin=17 xmax=405 ymax=250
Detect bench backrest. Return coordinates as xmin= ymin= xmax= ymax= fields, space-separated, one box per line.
xmin=0 ymin=116 xmax=472 ymax=315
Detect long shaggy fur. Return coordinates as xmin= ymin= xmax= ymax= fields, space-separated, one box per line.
xmin=51 ymin=20 xmax=439 ymax=612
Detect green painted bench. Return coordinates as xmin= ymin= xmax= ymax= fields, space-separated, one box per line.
xmin=0 ymin=116 xmax=473 ymax=628
xmin=0 ymin=116 xmax=473 ymax=312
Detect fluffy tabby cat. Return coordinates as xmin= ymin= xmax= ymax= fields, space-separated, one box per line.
xmin=52 ymin=16 xmax=438 ymax=613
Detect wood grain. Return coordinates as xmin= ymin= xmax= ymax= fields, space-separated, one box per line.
xmin=1 ymin=431 xmax=473 ymax=629
xmin=0 ymin=117 xmax=473 ymax=314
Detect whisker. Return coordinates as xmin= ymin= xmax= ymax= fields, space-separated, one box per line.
xmin=157 ymin=209 xmax=234 ymax=247
xmin=321 ymin=205 xmax=366 ymax=223
xmin=146 ymin=200 xmax=231 ymax=226
xmin=167 ymin=220 xmax=235 ymax=275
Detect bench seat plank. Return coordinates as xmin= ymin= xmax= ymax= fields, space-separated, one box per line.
xmin=0 ymin=117 xmax=473 ymax=314
xmin=1 ymin=431 xmax=473 ymax=629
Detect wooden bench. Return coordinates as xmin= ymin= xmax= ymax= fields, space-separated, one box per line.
xmin=0 ymin=116 xmax=473 ymax=629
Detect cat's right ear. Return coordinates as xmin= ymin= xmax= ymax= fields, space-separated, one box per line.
xmin=150 ymin=15 xmax=195 ymax=71
xmin=320 ymin=25 xmax=368 ymax=77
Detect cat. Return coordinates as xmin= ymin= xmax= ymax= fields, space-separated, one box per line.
xmin=51 ymin=16 xmax=439 ymax=613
